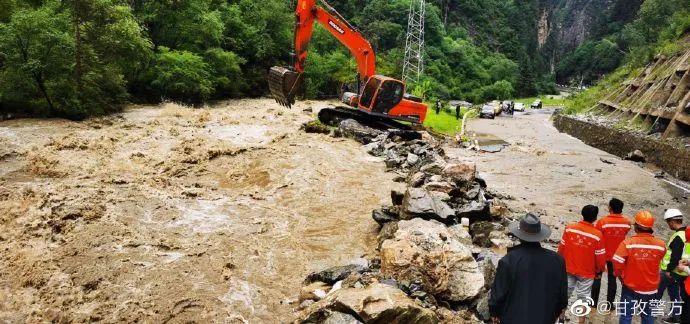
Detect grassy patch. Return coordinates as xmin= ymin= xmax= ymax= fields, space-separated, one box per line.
xmin=423 ymin=107 xmax=465 ymax=135
xmin=562 ymin=66 xmax=639 ymax=115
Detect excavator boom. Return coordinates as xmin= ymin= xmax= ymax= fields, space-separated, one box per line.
xmin=268 ymin=0 xmax=427 ymax=124
xmin=268 ymin=0 xmax=375 ymax=108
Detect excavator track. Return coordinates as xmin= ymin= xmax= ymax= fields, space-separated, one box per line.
xmin=318 ymin=107 xmax=422 ymax=139
xmin=317 ymin=107 xmax=407 ymax=129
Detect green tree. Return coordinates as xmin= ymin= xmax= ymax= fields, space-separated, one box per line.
xmin=146 ymin=47 xmax=213 ymax=103
xmin=0 ymin=3 xmax=72 ymax=115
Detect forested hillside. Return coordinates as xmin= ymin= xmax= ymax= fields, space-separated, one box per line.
xmin=0 ymin=0 xmax=554 ymax=119
xmin=1 ymin=0 xmax=688 ymax=119
xmin=547 ymin=0 xmax=690 ymax=85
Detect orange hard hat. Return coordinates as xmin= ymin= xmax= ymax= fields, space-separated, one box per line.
xmin=635 ymin=210 xmax=655 ymax=228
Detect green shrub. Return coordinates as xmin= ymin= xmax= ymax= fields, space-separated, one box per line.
xmin=147 ymin=47 xmax=213 ymax=103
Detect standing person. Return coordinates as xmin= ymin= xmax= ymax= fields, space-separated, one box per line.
xmin=455 ymin=104 xmax=460 ymax=119
xmin=659 ymin=208 xmax=688 ymax=324
xmin=592 ymin=198 xmax=632 ymax=307
xmin=489 ymin=213 xmax=568 ymax=324
xmin=612 ymin=211 xmax=666 ymax=324
xmin=558 ymin=205 xmax=607 ymax=324
xmin=435 ymin=99 xmax=441 ymax=114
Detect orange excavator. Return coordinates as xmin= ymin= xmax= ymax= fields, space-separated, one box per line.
xmin=267 ymin=0 xmax=428 ymax=127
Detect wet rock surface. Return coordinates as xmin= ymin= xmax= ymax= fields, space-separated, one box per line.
xmin=297 ymin=116 xmax=512 ymax=322
xmin=380 ymin=219 xmax=485 ymax=302
xmin=296 ymin=283 xmax=439 ymax=324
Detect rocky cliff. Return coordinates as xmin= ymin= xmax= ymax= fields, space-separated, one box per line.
xmin=537 ymin=0 xmax=643 ymax=73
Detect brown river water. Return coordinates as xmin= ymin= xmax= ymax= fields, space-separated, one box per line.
xmin=0 ymin=99 xmax=400 ymax=322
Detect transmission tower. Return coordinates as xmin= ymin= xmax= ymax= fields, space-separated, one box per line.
xmin=402 ymin=0 xmax=425 ymax=85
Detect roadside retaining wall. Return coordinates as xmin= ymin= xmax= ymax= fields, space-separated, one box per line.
xmin=553 ymin=114 xmax=690 ymax=181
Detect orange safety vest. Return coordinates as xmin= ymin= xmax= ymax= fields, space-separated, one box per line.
xmin=613 ymin=233 xmax=667 ymax=295
xmin=558 ymin=221 xmax=607 ymax=278
xmin=595 ymin=213 xmax=632 ymax=261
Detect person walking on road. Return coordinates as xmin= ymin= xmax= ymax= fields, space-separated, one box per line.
xmin=558 ymin=205 xmax=607 ymax=324
xmin=613 ymin=211 xmax=667 ymax=324
xmin=490 ymin=213 xmax=568 ymax=324
xmin=658 ymin=208 xmax=688 ymax=324
xmin=592 ymin=198 xmax=632 ymax=307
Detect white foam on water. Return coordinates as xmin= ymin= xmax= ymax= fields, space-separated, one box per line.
xmin=159 ymin=251 xmax=185 ymax=263
xmin=218 ymin=279 xmax=259 ymax=314
xmin=207 ymin=124 xmax=269 ymax=146
xmin=171 ymin=199 xmax=235 ymax=233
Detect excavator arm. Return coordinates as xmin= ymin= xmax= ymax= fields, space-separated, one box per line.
xmin=268 ymin=0 xmax=376 ymax=107
xmin=293 ymin=0 xmax=376 ymax=78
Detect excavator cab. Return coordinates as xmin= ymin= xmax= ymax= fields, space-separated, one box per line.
xmin=358 ymin=76 xmax=404 ymax=114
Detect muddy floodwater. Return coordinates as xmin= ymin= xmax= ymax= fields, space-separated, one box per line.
xmin=0 ymin=99 xmax=397 ymax=322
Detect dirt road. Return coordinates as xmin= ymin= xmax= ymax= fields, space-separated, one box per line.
xmin=446 ymin=108 xmax=690 ymax=322
xmin=0 ymin=99 xmax=398 ymax=322
xmin=447 ymin=109 xmax=689 ymax=236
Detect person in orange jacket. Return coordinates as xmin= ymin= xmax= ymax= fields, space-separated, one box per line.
xmin=612 ymin=210 xmax=667 ymax=324
xmin=558 ymin=205 xmax=606 ymax=324
xmin=591 ymin=198 xmax=632 ymax=306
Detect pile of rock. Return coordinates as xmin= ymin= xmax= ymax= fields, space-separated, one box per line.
xmin=296 ymin=119 xmax=516 ymax=323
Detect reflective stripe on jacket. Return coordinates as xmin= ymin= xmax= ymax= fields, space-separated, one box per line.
xmin=558 ymin=221 xmax=606 ymax=278
xmin=612 ymin=233 xmax=666 ymax=295
xmin=660 ymin=229 xmax=689 ymax=276
xmin=595 ymin=213 xmax=632 ymax=261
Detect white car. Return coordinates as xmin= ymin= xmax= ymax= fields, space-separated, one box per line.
xmin=480 ymin=104 xmax=495 ymax=119
xmin=514 ymin=103 xmax=525 ymax=112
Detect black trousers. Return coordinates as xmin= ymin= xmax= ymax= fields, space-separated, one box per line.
xmin=591 ymin=261 xmax=616 ymax=305
xmin=679 ymin=275 xmax=690 ymax=324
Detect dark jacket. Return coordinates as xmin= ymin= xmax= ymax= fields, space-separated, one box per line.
xmin=666 ymin=227 xmax=686 ymax=276
xmin=489 ymin=242 xmax=568 ymax=324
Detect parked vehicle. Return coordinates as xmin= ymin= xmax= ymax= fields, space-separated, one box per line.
xmin=514 ymin=102 xmax=525 ymax=111
xmin=480 ymin=104 xmax=496 ymax=119
xmin=501 ymin=100 xmax=514 ymax=115
xmin=531 ymin=99 xmax=543 ymax=109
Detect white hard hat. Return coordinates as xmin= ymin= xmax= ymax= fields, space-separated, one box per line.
xmin=664 ymin=208 xmax=684 ymax=220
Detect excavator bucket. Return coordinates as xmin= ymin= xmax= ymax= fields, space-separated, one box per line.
xmin=268 ymin=66 xmax=301 ymax=108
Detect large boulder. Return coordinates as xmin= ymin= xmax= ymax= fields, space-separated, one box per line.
xmin=442 ymin=162 xmax=476 ymax=183
xmin=335 ymin=119 xmax=383 ymax=144
xmin=401 ymin=188 xmax=455 ymax=223
xmin=380 ymin=219 xmax=485 ymax=302
xmin=297 ymin=283 xmax=438 ymax=324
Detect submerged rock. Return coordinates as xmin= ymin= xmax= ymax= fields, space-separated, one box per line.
xmin=301 ymin=121 xmax=331 ymax=134
xmin=305 ymin=263 xmax=367 ymax=285
xmin=380 ymin=218 xmax=485 ymax=302
xmin=297 ymin=283 xmax=438 ymax=324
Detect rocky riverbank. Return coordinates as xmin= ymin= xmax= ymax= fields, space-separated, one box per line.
xmin=292 ymin=119 xmax=517 ymax=323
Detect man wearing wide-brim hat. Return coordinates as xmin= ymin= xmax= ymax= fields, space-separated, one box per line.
xmin=489 ymin=213 xmax=568 ymax=324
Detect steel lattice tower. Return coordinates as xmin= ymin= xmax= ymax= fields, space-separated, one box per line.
xmin=402 ymin=0 xmax=425 ymax=85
